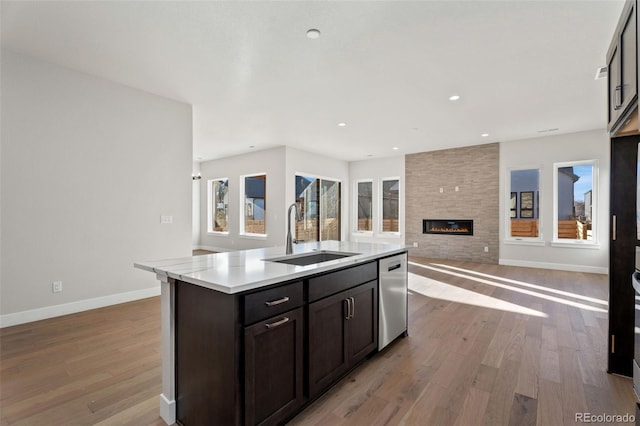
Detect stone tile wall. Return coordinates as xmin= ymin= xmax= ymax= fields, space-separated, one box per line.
xmin=405 ymin=143 xmax=499 ymax=263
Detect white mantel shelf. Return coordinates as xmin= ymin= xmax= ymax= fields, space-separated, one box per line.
xmin=134 ymin=240 xmax=408 ymax=294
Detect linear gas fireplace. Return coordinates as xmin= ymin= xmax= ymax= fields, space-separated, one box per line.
xmin=423 ymin=219 xmax=474 ymax=236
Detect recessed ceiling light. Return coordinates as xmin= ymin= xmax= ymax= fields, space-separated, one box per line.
xmin=449 ymin=95 xmax=460 ymax=101
xmin=481 ymin=133 xmax=489 ymax=137
xmin=306 ymin=29 xmax=321 ymax=39
xmin=337 ymin=122 xmax=347 ymax=127
xmin=392 ymin=147 xmax=399 ymax=150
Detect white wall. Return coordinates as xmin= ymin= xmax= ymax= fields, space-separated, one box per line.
xmin=349 ymin=156 xmax=405 ymax=245
xmin=499 ymin=129 xmax=610 ymax=273
xmin=0 ymin=51 xmax=193 ymax=326
xmin=199 ymin=147 xmax=287 ymax=251
xmin=192 ymin=162 xmax=201 ymax=247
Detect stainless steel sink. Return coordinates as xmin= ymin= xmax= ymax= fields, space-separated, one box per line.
xmin=265 ymin=250 xmax=360 ymax=266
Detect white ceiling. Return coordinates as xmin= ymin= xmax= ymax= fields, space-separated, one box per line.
xmin=0 ymin=0 xmax=624 ymax=162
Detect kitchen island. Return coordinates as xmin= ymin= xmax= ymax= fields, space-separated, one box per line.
xmin=135 ymin=241 xmax=408 ymax=426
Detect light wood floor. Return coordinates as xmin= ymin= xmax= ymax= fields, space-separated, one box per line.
xmin=1 ymin=258 xmax=636 ymax=425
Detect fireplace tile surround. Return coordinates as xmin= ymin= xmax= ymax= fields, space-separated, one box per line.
xmin=406 ymin=143 xmax=499 ymax=263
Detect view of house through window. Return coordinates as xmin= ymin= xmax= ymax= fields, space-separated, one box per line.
xmin=382 ymin=179 xmax=399 ymax=232
xmin=357 ymin=181 xmax=373 ymax=232
xmin=209 ymin=178 xmax=229 ymax=233
xmin=242 ymin=174 xmax=266 ymax=235
xmin=509 ymin=169 xmax=540 ymax=238
xmin=555 ymin=161 xmax=595 ymax=241
xmin=295 ymin=175 xmax=341 ymax=242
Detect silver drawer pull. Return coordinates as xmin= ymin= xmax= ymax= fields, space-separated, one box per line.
xmin=264 ymin=296 xmax=289 ymax=307
xmin=265 ymin=317 xmax=289 ymax=328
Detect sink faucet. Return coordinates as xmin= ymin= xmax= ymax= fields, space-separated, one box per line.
xmin=286 ymin=203 xmax=299 ymax=254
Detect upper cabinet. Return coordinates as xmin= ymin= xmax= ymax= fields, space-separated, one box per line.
xmin=608 ymin=0 xmax=638 ymax=134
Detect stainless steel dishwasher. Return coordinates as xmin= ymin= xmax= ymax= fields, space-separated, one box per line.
xmin=378 ymin=253 xmax=408 ymax=350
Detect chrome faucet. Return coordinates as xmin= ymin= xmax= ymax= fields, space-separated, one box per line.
xmin=286 ymin=203 xmax=300 ymax=254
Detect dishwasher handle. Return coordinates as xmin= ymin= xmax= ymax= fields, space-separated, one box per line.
xmin=387 ymin=263 xmax=402 ymax=272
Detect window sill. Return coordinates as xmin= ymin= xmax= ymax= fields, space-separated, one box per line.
xmin=550 ymin=240 xmax=600 ymax=249
xmin=503 ymin=239 xmax=545 ymax=247
xmin=239 ymin=233 xmax=268 ymax=240
xmin=377 ymin=232 xmax=402 ymax=238
xmin=207 ymin=231 xmax=229 ymax=236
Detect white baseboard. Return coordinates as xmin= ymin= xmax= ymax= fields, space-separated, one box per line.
xmin=159 ymin=394 xmax=175 ymax=425
xmin=0 ymin=286 xmax=161 ymax=328
xmin=499 ymin=258 xmax=608 ymax=275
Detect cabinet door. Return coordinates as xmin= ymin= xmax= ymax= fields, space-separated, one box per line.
xmin=345 ymin=280 xmax=378 ymax=366
xmin=621 ymin=1 xmax=637 ymax=112
xmin=608 ymin=0 xmax=637 ymax=131
xmin=245 ymin=307 xmax=304 ymax=426
xmin=608 ymin=136 xmax=638 ymax=376
xmin=308 ymin=292 xmax=349 ymax=398
xmin=609 ymin=44 xmax=622 ymax=128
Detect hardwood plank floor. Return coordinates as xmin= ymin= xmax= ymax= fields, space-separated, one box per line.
xmin=1 ymin=258 xmax=635 ymax=425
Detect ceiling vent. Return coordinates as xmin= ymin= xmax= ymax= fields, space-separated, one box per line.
xmin=595 ymin=66 xmax=608 ymax=80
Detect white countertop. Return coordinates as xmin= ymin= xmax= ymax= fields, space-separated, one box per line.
xmin=134 ymin=241 xmax=407 ymax=294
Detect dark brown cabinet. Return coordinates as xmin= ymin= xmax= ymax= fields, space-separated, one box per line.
xmin=608 ymin=0 xmax=637 ymax=133
xmin=608 ymin=135 xmax=639 ymax=376
xmin=244 ymin=307 xmax=304 ymax=426
xmin=308 ymin=280 xmax=378 ymax=397
xmin=173 ymin=257 xmax=391 ymax=425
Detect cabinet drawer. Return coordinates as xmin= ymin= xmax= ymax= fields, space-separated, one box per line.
xmin=244 ymin=281 xmax=303 ymax=325
xmin=308 ymin=261 xmax=377 ymax=302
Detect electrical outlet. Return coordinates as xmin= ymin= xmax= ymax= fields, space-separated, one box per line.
xmin=160 ymin=215 xmax=173 ymax=224
xmin=484 ymin=246 xmax=489 ymax=252
xmin=413 ymin=242 xmax=418 ymax=247
xmin=52 ymin=281 xmax=63 ymax=293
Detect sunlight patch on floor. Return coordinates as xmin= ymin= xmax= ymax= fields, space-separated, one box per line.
xmin=408 ymin=272 xmax=548 ymax=318
xmin=431 ymin=263 xmax=608 ymax=306
xmin=410 ymin=262 xmax=607 ymax=313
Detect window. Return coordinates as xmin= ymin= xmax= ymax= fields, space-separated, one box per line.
xmin=295 ymin=175 xmax=341 ymax=242
xmin=208 ymin=178 xmax=229 ymax=233
xmin=508 ymin=168 xmax=541 ymax=239
xmin=553 ymin=160 xmax=597 ymax=244
xmin=381 ymin=178 xmax=399 ymax=233
xmin=241 ymin=174 xmax=266 ymax=236
xmin=356 ymin=181 xmax=373 ymax=232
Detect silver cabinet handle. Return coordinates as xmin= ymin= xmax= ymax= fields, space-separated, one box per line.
xmin=350 ymin=297 xmax=355 ymax=319
xmin=615 ymin=86 xmax=623 ymax=110
xmin=388 ymin=264 xmax=401 ymax=272
xmin=264 ymin=296 xmax=289 ymax=307
xmin=265 ymin=317 xmax=289 ymax=328
xmin=612 ymin=215 xmax=617 ymax=241
xmin=344 ymin=298 xmax=351 ymax=320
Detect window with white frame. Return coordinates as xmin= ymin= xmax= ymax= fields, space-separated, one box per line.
xmin=381 ymin=178 xmax=400 ymax=233
xmin=507 ymin=168 xmax=541 ymax=240
xmin=241 ymin=174 xmax=266 ymax=236
xmin=356 ymin=180 xmax=373 ymax=232
xmin=208 ymin=178 xmax=229 ymax=233
xmin=553 ymin=160 xmax=597 ymax=244
xmin=295 ymin=174 xmax=341 ymax=242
